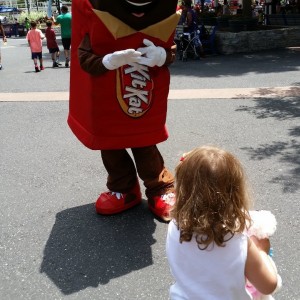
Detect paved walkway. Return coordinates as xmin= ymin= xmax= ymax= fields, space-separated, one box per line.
xmin=1 ymin=86 xmax=300 ymax=101
xmin=1 ymin=40 xmax=300 ymax=300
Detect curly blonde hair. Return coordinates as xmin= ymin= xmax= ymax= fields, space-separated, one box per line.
xmin=171 ymin=146 xmax=252 ymax=249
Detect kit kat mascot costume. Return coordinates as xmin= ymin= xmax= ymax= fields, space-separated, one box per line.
xmin=68 ymin=0 xmax=180 ymax=221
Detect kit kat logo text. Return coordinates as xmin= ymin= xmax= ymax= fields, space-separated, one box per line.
xmin=116 ymin=63 xmax=154 ymax=118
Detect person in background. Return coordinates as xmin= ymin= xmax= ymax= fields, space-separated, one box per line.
xmin=223 ymin=0 xmax=231 ymax=15
xmin=177 ymin=4 xmax=187 ymax=25
xmin=45 ymin=20 xmax=61 ymax=68
xmin=53 ymin=5 xmax=72 ymax=67
xmin=24 ymin=17 xmax=30 ymax=33
xmin=258 ymin=8 xmax=264 ymax=25
xmin=166 ymin=146 xmax=281 ymax=299
xmin=193 ymin=3 xmax=202 ymax=25
xmin=26 ymin=21 xmax=45 ymax=72
xmin=181 ymin=0 xmax=205 ymax=58
xmin=0 ymin=19 xmax=7 ymax=70
xmin=237 ymin=4 xmax=243 ymax=14
xmin=13 ymin=18 xmax=19 ymax=37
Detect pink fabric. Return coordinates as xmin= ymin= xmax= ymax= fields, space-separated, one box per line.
xmin=26 ymin=29 xmax=44 ymax=52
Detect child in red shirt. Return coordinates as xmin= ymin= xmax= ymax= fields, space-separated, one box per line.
xmin=45 ymin=20 xmax=60 ymax=68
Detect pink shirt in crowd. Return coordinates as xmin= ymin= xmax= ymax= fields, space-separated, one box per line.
xmin=26 ymin=28 xmax=44 ymax=52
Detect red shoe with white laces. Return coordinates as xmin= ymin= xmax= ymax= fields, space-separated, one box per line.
xmin=148 ymin=193 xmax=176 ymax=222
xmin=95 ymin=181 xmax=142 ymax=215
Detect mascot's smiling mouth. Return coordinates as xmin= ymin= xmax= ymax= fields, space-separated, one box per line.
xmin=124 ymin=0 xmax=155 ymax=17
xmin=91 ymin=0 xmax=177 ymax=30
xmin=125 ymin=0 xmax=153 ymax=6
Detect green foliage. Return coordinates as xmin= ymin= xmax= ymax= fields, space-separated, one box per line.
xmin=18 ymin=11 xmax=47 ymax=23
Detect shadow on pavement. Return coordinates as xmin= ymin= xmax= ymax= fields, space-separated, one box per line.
xmin=170 ymin=48 xmax=300 ymax=78
xmin=40 ymin=202 xmax=156 ymax=295
xmin=237 ymin=96 xmax=300 ymax=193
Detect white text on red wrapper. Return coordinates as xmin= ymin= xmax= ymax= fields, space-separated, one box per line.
xmin=123 ymin=63 xmax=151 ymax=115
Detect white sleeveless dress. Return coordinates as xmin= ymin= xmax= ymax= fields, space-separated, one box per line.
xmin=166 ymin=220 xmax=253 ymax=300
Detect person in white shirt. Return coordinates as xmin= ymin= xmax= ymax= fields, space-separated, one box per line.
xmin=166 ymin=146 xmax=281 ymax=300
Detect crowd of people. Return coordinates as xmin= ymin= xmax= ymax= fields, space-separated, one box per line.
xmin=0 ymin=5 xmax=71 ymax=72
xmin=179 ymin=0 xmax=233 ymax=17
xmin=26 ymin=5 xmax=71 ymax=72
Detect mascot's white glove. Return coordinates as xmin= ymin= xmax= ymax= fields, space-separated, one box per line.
xmin=102 ymin=49 xmax=142 ymax=70
xmin=137 ymin=39 xmax=167 ymax=67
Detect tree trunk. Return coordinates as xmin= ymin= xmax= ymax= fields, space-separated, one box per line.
xmin=25 ymin=0 xmax=30 ymax=14
xmin=242 ymin=0 xmax=252 ymax=17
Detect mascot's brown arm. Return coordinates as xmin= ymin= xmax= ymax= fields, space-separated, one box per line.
xmin=78 ymin=34 xmax=177 ymax=76
xmin=78 ymin=34 xmax=108 ymax=76
xmin=165 ymin=43 xmax=177 ymax=66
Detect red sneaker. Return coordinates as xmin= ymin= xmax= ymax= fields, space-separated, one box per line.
xmin=40 ymin=65 xmax=44 ymax=70
xmin=148 ymin=193 xmax=176 ymax=222
xmin=95 ymin=181 xmax=142 ymax=215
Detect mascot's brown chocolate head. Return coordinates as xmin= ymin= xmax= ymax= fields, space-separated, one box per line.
xmin=89 ymin=0 xmax=178 ymax=30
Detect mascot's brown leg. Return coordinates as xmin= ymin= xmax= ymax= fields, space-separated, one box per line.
xmin=95 ymin=149 xmax=142 ymax=215
xmin=132 ymin=146 xmax=175 ymax=222
xmin=96 ymin=147 xmax=175 ymax=221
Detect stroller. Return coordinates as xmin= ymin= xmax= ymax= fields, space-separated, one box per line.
xmin=175 ymin=25 xmax=202 ymax=61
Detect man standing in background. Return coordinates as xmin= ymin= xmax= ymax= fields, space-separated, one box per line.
xmin=0 ymin=20 xmax=7 ymax=70
xmin=53 ymin=5 xmax=72 ymax=67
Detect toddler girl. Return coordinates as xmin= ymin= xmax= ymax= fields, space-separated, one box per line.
xmin=166 ymin=146 xmax=281 ymax=299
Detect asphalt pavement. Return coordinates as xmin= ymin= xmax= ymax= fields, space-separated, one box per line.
xmin=1 ymin=37 xmax=300 ymax=300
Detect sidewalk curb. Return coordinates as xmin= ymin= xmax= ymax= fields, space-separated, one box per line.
xmin=0 ymin=86 xmax=299 ymax=102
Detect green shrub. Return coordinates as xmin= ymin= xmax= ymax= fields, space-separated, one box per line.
xmin=18 ymin=11 xmax=47 ymax=24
